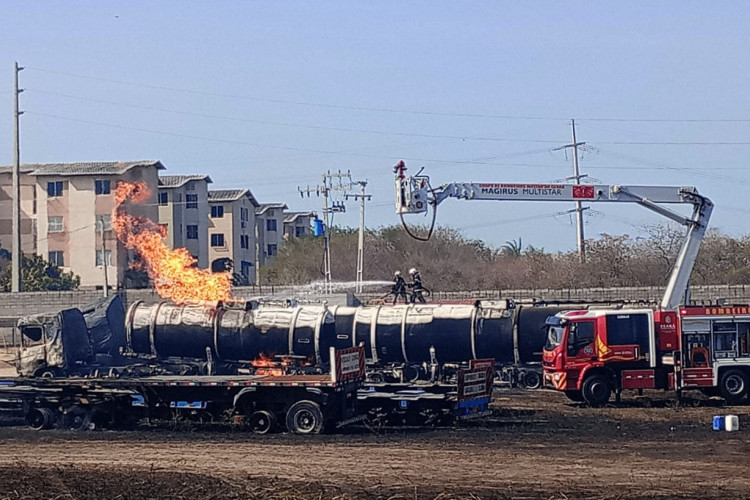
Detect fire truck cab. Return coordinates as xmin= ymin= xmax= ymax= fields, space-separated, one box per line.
xmin=542 ymin=306 xmax=750 ymax=405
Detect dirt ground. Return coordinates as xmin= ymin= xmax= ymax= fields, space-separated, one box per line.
xmin=0 ymin=389 xmax=748 ymax=500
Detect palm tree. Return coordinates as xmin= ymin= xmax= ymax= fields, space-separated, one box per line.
xmin=501 ymin=238 xmax=523 ymax=258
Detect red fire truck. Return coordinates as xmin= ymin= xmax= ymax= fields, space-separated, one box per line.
xmin=541 ymin=306 xmax=750 ymax=405
xmin=391 ymin=161 xmax=738 ymax=406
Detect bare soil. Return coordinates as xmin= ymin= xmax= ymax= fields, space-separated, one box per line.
xmin=0 ymin=389 xmax=748 ymax=499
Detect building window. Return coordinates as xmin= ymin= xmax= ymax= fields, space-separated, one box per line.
xmin=47 ymin=181 xmax=64 ymax=197
xmin=48 ymin=216 xmax=63 ymax=233
xmin=240 ymin=207 xmax=249 ymax=222
xmin=211 ymin=233 xmax=225 ymax=247
xmin=95 ymin=179 xmax=111 ymax=195
xmin=95 ymin=215 xmax=111 ymax=231
xmin=186 ymin=194 xmax=198 ymax=209
xmin=32 ymin=188 xmax=37 ymax=215
xmin=95 ymin=250 xmax=113 ymax=266
xmin=158 ymin=191 xmax=168 ymax=206
xmin=266 ymin=219 xmax=277 ymax=232
xmin=186 ymin=225 xmax=198 ymax=239
xmin=211 ymin=205 xmax=224 ymax=218
xmin=159 ymin=223 xmax=168 ymax=236
xmin=187 ymin=181 xmax=195 ymax=191
xmin=267 ymin=244 xmax=277 ymax=256
xmin=48 ymin=251 xmax=64 ymax=267
xmin=240 ymin=234 xmax=249 ymax=249
xmin=295 ymin=226 xmax=306 ymax=237
xmin=241 ymin=261 xmax=253 ymax=277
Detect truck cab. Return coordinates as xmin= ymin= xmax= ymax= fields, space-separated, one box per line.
xmin=542 ymin=308 xmax=667 ymax=405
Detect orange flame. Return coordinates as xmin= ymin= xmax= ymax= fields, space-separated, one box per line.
xmin=250 ymin=353 xmax=285 ymax=376
xmin=111 ymin=181 xmax=233 ymax=303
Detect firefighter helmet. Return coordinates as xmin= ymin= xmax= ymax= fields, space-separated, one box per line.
xmin=394 ymin=271 xmax=401 ymax=276
xmin=409 ymin=268 xmax=417 ymax=275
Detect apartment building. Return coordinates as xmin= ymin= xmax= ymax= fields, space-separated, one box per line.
xmin=255 ymin=203 xmax=287 ymax=267
xmin=0 ymin=165 xmax=38 ymax=256
xmin=24 ymin=161 xmax=163 ymax=290
xmin=157 ymin=175 xmax=212 ymax=269
xmin=207 ymin=189 xmax=260 ymax=284
xmin=283 ymin=211 xmax=316 ymax=239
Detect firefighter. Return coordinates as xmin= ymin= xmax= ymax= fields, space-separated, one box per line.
xmin=391 ymin=271 xmax=408 ymax=304
xmin=408 ymin=268 xmax=426 ymax=303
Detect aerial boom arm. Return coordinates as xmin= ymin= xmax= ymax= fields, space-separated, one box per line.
xmin=394 ymin=162 xmax=713 ymax=310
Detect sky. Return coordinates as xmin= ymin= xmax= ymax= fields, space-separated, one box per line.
xmin=2 ymin=2 xmax=749 ymax=252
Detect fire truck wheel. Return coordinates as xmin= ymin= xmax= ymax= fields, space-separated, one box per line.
xmin=719 ymin=369 xmax=749 ymax=404
xmin=286 ymin=400 xmax=324 ymax=435
xmin=248 ymin=410 xmax=276 ymax=434
xmin=582 ymin=374 xmax=611 ymax=407
xmin=564 ymin=390 xmax=585 ymax=402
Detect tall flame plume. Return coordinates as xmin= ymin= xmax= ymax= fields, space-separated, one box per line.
xmin=111 ymin=181 xmax=233 ymax=303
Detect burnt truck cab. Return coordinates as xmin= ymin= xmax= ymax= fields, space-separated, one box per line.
xmin=542 ymin=308 xmax=679 ymax=406
xmin=16 ymin=296 xmax=126 ymax=378
xmin=17 ymin=308 xmax=92 ymax=377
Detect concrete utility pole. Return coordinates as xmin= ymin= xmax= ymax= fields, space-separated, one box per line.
xmin=11 ymin=62 xmax=24 ymax=293
xmin=553 ymin=119 xmax=588 ymax=262
xmin=298 ymin=171 xmax=351 ymax=293
xmin=99 ymin=216 xmax=110 ymax=297
xmin=345 ymin=180 xmax=371 ymax=294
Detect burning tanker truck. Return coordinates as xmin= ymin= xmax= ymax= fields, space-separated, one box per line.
xmin=18 ymin=295 xmax=599 ymax=387
xmin=121 ymin=298 xmax=571 ymax=387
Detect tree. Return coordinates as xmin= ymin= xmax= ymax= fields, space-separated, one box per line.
xmin=0 ymin=253 xmax=80 ymax=292
xmin=500 ymin=238 xmax=523 ymax=258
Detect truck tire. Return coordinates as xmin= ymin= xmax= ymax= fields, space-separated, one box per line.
xmin=522 ymin=370 xmax=542 ymax=390
xmin=27 ymin=408 xmax=55 ymax=431
xmin=582 ymin=374 xmax=611 ymax=407
xmin=285 ymin=400 xmax=324 ymax=435
xmin=719 ymin=369 xmax=749 ymax=404
xmin=249 ymin=410 xmax=276 ymax=434
xmin=61 ymin=405 xmax=92 ymax=431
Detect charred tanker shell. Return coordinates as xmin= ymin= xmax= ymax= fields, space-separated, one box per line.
xmin=329 ymin=301 xmax=564 ymax=366
xmin=125 ymin=300 xmax=569 ymax=369
xmin=125 ymin=300 xmax=339 ymax=364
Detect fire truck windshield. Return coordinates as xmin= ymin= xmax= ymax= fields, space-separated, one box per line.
xmin=545 ymin=326 xmax=564 ymax=350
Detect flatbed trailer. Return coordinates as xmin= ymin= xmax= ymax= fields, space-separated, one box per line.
xmin=0 ymin=346 xmax=366 ymax=435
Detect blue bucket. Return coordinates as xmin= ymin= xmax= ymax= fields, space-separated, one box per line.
xmin=712 ymin=416 xmax=725 ymax=431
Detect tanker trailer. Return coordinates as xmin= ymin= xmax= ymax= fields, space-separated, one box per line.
xmin=330 ymin=301 xmax=570 ymax=386
xmin=125 ymin=300 xmax=346 ymax=368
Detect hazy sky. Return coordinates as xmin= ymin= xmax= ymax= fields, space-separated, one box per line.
xmin=2 ymin=2 xmax=749 ymax=252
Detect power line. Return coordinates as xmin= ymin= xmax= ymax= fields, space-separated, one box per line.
xmin=26 ymin=67 xmax=750 ymax=124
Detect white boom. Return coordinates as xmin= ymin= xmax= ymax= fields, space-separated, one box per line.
xmin=393 ymin=161 xmax=713 ymax=310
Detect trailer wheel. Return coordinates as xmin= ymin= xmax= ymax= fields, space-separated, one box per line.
xmin=285 ymin=400 xmax=324 ymax=435
xmin=249 ymin=410 xmax=276 ymax=434
xmin=27 ymin=408 xmax=55 ymax=431
xmin=61 ymin=405 xmax=92 ymax=431
xmin=582 ymin=374 xmax=611 ymax=407
xmin=720 ymin=369 xmax=749 ymax=404
xmin=522 ymin=370 xmax=542 ymax=390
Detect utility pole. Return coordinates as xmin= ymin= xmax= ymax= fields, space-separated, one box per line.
xmin=553 ymin=119 xmax=588 ymax=262
xmin=298 ymin=171 xmax=351 ymax=292
xmin=345 ymin=180 xmax=371 ymax=294
xmin=11 ymin=62 xmax=24 ymax=293
xmin=99 ymin=216 xmax=110 ymax=297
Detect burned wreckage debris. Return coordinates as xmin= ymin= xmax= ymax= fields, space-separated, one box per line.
xmin=5 ymin=297 xmax=499 ymax=433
